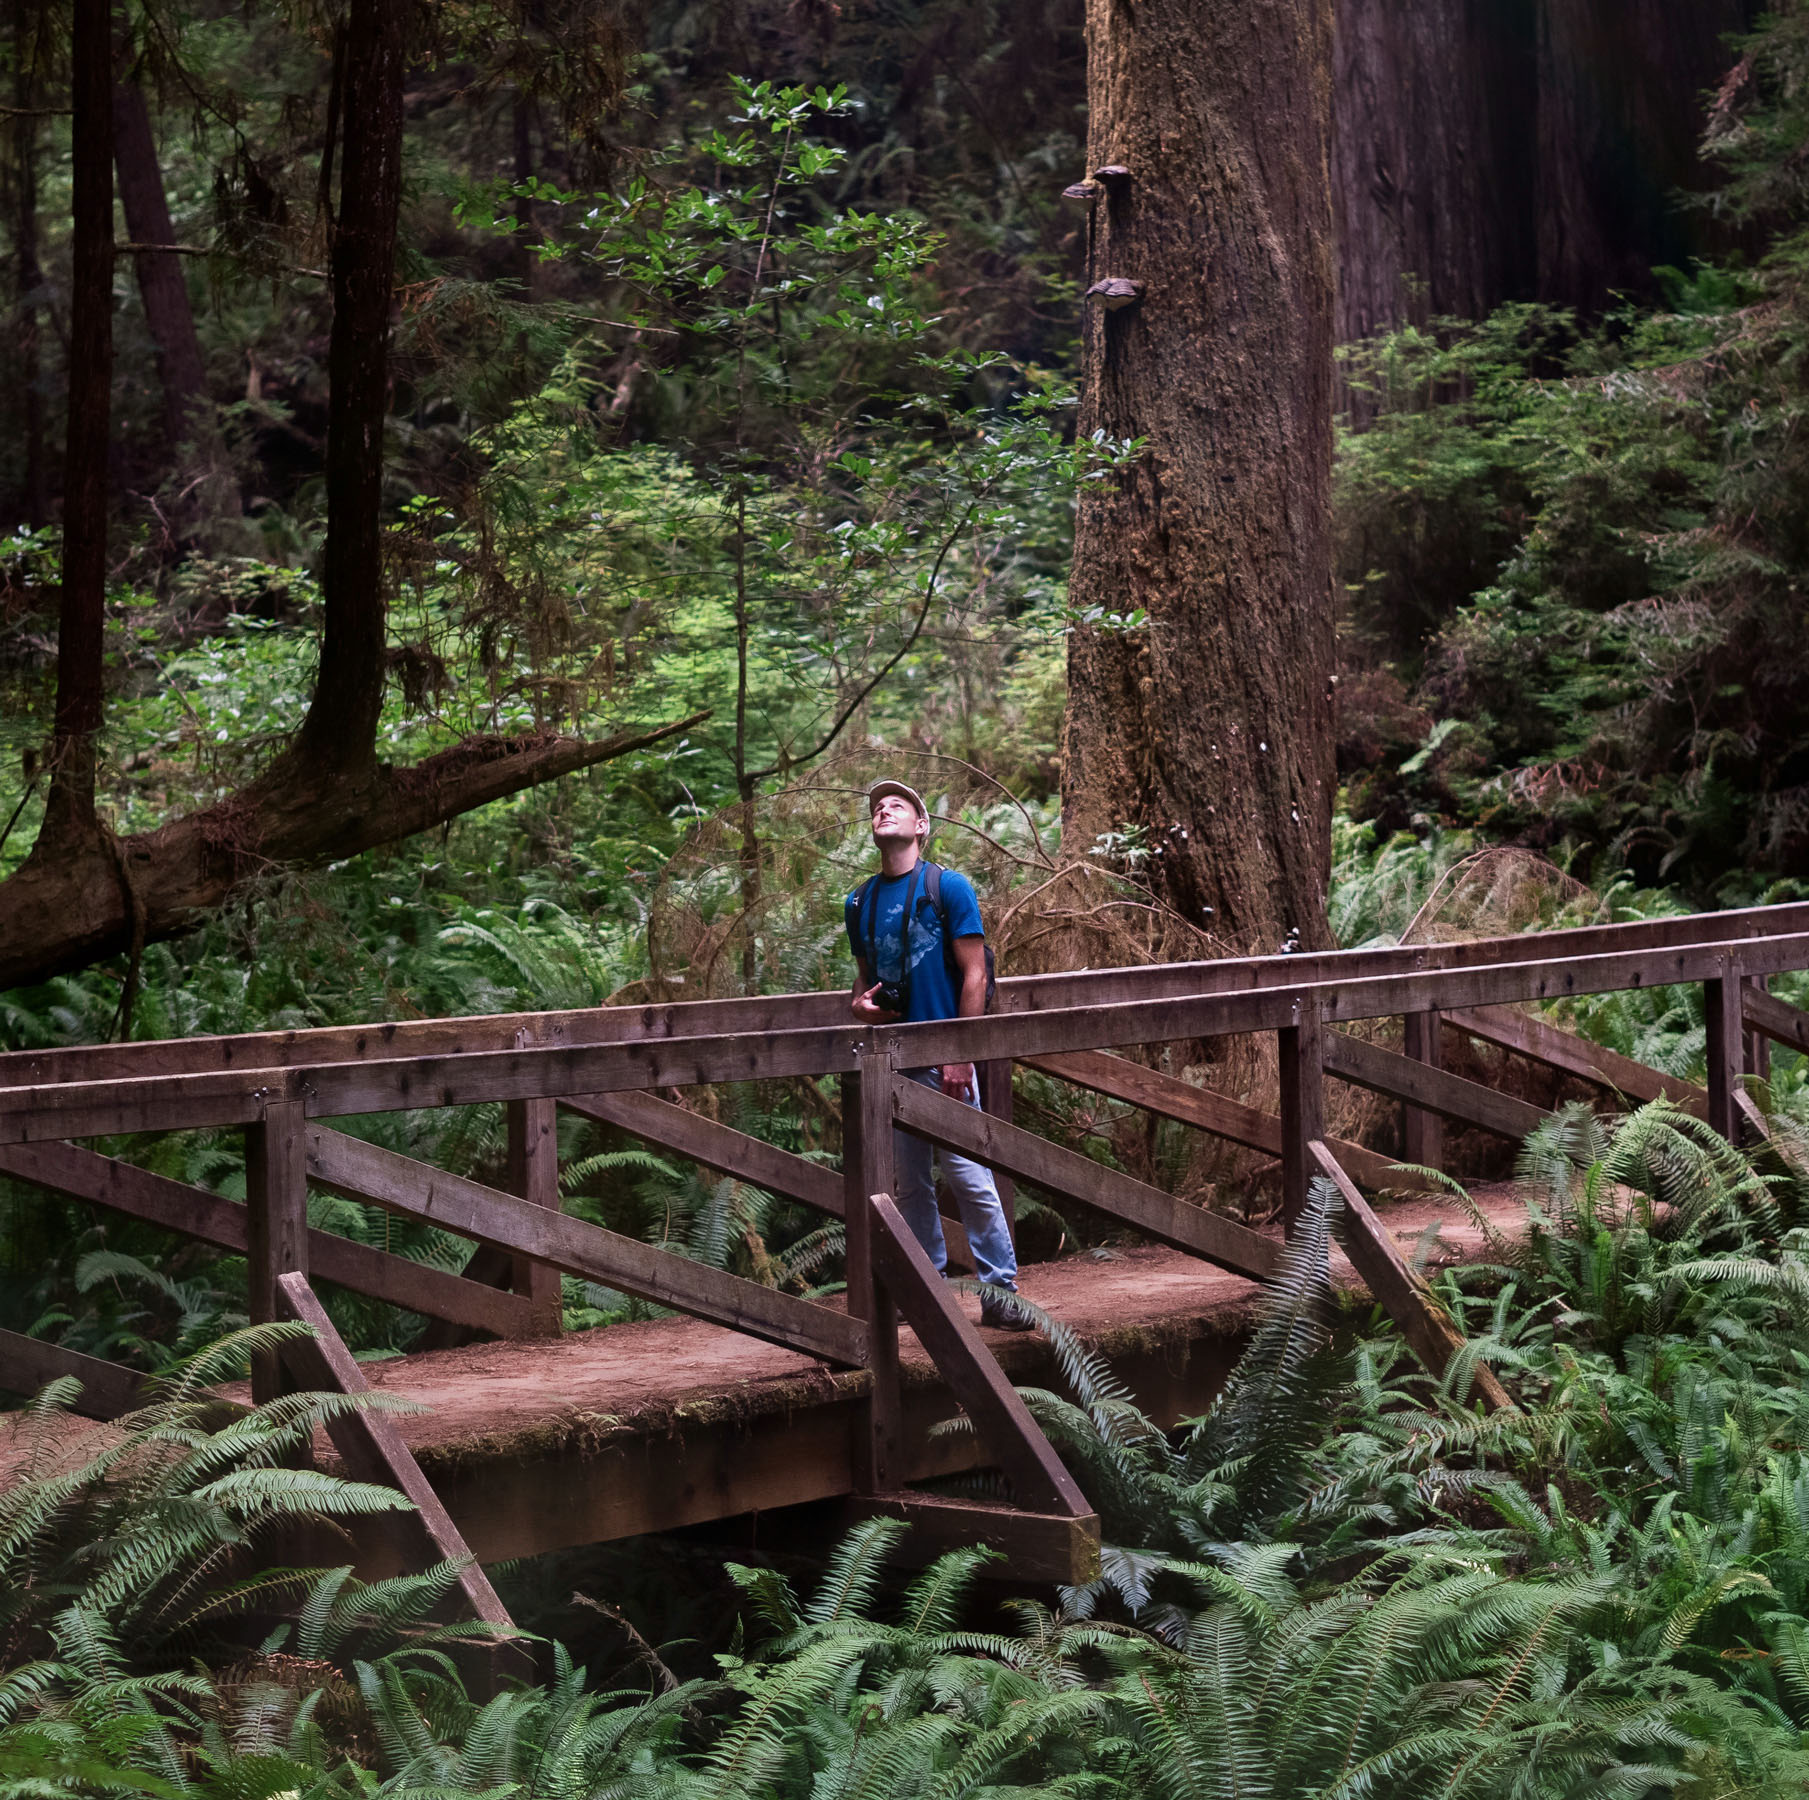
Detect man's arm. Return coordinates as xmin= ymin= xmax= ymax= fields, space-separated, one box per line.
xmin=940 ymin=936 xmax=988 ymax=1100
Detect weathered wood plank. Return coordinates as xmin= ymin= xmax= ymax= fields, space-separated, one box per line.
xmin=1402 ymin=1010 xmax=1444 ymax=1168
xmin=273 ymin=1272 xmax=516 ymax=1630
xmin=0 ymin=1139 xmax=538 ymax=1337
xmin=1448 ymin=1003 xmax=1709 ymax=1115
xmin=505 ymin=1097 xmax=562 ymax=1336
xmin=569 ymin=1083 xmax=979 ymax=1270
xmin=11 ymin=929 xmax=1809 ymax=1143
xmin=305 ymin=1126 xmax=868 ymax=1368
xmin=562 ymin=1089 xmax=844 ymax=1215
xmin=890 ymin=1076 xmax=1284 ymax=1282
xmin=839 ymin=1492 xmax=1100 ymax=1584
xmin=247 ymin=1098 xmax=308 ymax=1402
xmin=1308 ymin=1142 xmax=1513 ymax=1413
xmin=0 ymin=1328 xmax=146 ymax=1418
xmin=1735 ymin=1089 xmax=1772 ymax=1143
xmin=1021 ymin=1049 xmax=1428 ymax=1193
xmin=1279 ymin=1003 xmax=1325 ymax=1235
xmin=869 ymin=1192 xmax=1091 ymax=1518
xmin=1323 ymin=1031 xmax=1551 ymax=1143
xmin=10 ymin=898 xmax=1809 ymax=1089
xmin=980 ymin=1060 xmax=1017 ymax=1237
xmin=1705 ymin=963 xmax=1745 ymax=1143
xmin=855 ymin=1052 xmax=902 ymax=1494
xmin=1743 ymin=984 xmax=1809 ymax=1055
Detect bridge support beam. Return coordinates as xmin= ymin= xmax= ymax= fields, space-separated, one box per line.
xmin=1279 ymin=999 xmax=1325 ymax=1235
xmin=851 ymin=1053 xmax=901 ymax=1495
xmin=1704 ymin=958 xmax=1745 ymax=1144
xmin=247 ymin=1095 xmax=307 ymax=1404
xmin=505 ymin=1097 xmax=562 ymax=1336
xmin=1401 ymin=1010 xmax=1444 ymax=1170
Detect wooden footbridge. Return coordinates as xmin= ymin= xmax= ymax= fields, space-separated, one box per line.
xmin=1 ymin=900 xmax=1804 ymax=1626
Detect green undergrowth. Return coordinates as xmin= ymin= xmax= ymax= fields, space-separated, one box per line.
xmin=10 ymin=1102 xmax=1809 ymax=1794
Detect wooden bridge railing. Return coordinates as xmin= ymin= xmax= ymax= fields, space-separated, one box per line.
xmin=2 ymin=901 xmax=1807 ymax=1597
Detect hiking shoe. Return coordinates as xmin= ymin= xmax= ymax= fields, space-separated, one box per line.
xmin=979 ymin=1287 xmax=1036 ymax=1332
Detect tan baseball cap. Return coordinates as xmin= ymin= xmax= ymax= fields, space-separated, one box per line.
xmin=867 ymin=778 xmax=927 ymax=819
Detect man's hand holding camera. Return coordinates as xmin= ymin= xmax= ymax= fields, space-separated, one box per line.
xmin=851 ymin=981 xmax=900 ymax=1025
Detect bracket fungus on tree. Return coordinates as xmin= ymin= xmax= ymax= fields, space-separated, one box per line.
xmin=1086 ymin=277 xmax=1144 ymax=311
xmin=1062 ymin=178 xmax=1101 ymax=209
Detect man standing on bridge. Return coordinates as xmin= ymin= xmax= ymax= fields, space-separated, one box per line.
xmin=848 ymin=779 xmax=1032 ymax=1331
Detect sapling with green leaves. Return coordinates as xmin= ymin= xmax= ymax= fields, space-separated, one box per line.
xmin=458 ymin=79 xmax=1133 ymax=990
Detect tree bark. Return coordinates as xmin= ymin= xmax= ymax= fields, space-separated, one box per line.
xmin=288 ymin=0 xmax=405 ymax=780
xmin=12 ymin=0 xmax=46 ymax=527
xmin=1061 ymin=0 xmax=1337 ymax=954
xmin=1534 ymin=0 xmax=1754 ymax=313
xmin=39 ymin=0 xmax=114 ymax=840
xmin=0 ymin=716 xmax=705 ymax=990
xmin=1332 ymin=0 xmax=1536 ymax=346
xmin=112 ymin=69 xmax=210 ymax=451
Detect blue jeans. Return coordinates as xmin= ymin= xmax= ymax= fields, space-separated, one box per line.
xmin=893 ymin=1069 xmax=1019 ymax=1290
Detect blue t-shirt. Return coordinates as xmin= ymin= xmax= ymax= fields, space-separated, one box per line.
xmin=845 ymin=864 xmax=985 ymax=1023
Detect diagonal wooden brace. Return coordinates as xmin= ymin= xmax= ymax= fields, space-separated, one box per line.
xmin=868 ymin=1191 xmax=1094 ymax=1521
xmin=273 ymin=1271 xmax=517 ymax=1629
xmin=890 ymin=1076 xmax=1283 ymax=1282
xmin=1307 ymin=1142 xmax=1513 ymax=1414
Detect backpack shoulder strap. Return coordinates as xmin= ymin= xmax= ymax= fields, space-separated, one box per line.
xmin=853 ymin=875 xmax=881 ymax=966
xmin=921 ymin=862 xmax=945 ymax=920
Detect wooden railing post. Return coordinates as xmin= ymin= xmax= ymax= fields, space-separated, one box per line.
xmin=852 ymin=1047 xmax=901 ymax=1493
xmin=1705 ymin=955 xmax=1744 ymax=1144
xmin=1743 ymin=973 xmax=1772 ymax=1086
xmin=246 ymin=1093 xmax=307 ymax=1404
xmin=1401 ymin=1009 xmax=1444 ymax=1170
xmin=980 ymin=1059 xmax=1016 ymax=1241
xmin=505 ymin=1097 xmax=563 ymax=1336
xmin=1278 ymin=997 xmax=1324 ymax=1236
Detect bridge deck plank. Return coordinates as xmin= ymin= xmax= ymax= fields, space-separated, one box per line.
xmin=0 ymin=1185 xmax=1525 ymax=1564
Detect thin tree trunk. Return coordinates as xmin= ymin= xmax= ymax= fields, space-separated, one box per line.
xmin=13 ymin=0 xmax=46 ymax=527
xmin=112 ymin=68 xmax=209 ymax=450
xmin=40 ymin=0 xmax=114 ymax=841
xmin=1062 ymin=0 xmax=1337 ymax=954
xmin=288 ymin=0 xmax=404 ymax=780
xmin=0 ymin=0 xmax=701 ymax=994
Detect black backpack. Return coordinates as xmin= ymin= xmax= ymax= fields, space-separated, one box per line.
xmin=854 ymin=861 xmax=997 ymax=1015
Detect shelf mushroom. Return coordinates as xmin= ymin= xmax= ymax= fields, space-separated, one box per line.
xmin=1086 ymin=277 xmax=1144 ymax=311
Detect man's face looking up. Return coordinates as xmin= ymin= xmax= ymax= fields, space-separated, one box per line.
xmin=870 ymin=793 xmax=923 ymax=847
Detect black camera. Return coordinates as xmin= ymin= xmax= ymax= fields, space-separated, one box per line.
xmin=873 ymin=980 xmax=905 ymax=1014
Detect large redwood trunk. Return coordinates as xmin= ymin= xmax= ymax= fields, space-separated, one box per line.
xmin=1061 ymin=0 xmax=1337 ymax=954
xmin=1535 ymin=0 xmax=1755 ymax=312
xmin=1333 ymin=0 xmax=1536 ymax=345
xmin=11 ymin=0 xmax=46 ymax=527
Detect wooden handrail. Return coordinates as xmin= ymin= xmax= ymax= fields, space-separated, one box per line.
xmin=3 ymin=898 xmax=1808 ymax=1092
xmin=890 ymin=1074 xmax=1283 ymax=1281
xmin=0 ymin=1139 xmax=541 ymax=1338
xmin=10 ymin=928 xmax=1809 ymax=1145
